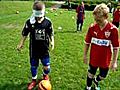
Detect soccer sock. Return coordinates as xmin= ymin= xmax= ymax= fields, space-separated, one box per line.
xmin=32 ymin=78 xmax=37 ymax=81
xmin=94 ymin=75 xmax=101 ymax=86
xmin=32 ymin=75 xmax=37 ymax=80
xmin=80 ymin=24 xmax=83 ymax=31
xmin=96 ymin=75 xmax=101 ymax=81
xmin=77 ymin=24 xmax=79 ymax=31
xmin=43 ymin=66 xmax=50 ymax=75
xmin=87 ymin=76 xmax=93 ymax=87
xmin=31 ymin=66 xmax=38 ymax=79
xmin=86 ymin=86 xmax=91 ymax=90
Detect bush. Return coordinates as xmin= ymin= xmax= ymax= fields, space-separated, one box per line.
xmin=61 ymin=0 xmax=119 ymax=11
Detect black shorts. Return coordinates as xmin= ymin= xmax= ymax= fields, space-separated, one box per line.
xmin=77 ymin=19 xmax=83 ymax=24
xmin=29 ymin=48 xmax=49 ymax=59
xmin=88 ymin=64 xmax=109 ymax=78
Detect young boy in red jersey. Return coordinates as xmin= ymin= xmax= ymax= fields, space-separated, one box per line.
xmin=83 ymin=3 xmax=119 ymax=90
xmin=112 ymin=7 xmax=120 ymax=28
xmin=76 ymin=2 xmax=85 ymax=31
xmin=17 ymin=1 xmax=54 ymax=90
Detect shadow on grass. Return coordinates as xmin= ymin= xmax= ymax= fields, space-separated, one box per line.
xmin=0 ymin=83 xmax=38 ymax=90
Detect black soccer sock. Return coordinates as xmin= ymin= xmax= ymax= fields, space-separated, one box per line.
xmin=96 ymin=75 xmax=101 ymax=81
xmin=94 ymin=75 xmax=101 ymax=86
xmin=77 ymin=25 xmax=79 ymax=31
xmin=87 ymin=76 xmax=93 ymax=87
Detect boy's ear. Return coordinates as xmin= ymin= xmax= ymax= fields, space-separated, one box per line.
xmin=106 ymin=14 xmax=108 ymax=19
xmin=104 ymin=14 xmax=108 ymax=19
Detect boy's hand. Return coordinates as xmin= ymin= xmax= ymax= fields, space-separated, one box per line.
xmin=50 ymin=42 xmax=54 ymax=51
xmin=110 ymin=61 xmax=117 ymax=71
xmin=17 ymin=43 xmax=24 ymax=51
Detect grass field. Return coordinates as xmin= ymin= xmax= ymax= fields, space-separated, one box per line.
xmin=0 ymin=1 xmax=120 ymax=90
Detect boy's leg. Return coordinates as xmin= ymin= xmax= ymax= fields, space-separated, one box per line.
xmin=41 ymin=55 xmax=50 ymax=80
xmin=28 ymin=58 xmax=39 ymax=90
xmin=80 ymin=21 xmax=83 ymax=31
xmin=93 ymin=67 xmax=109 ymax=90
xmin=76 ymin=19 xmax=79 ymax=31
xmin=30 ymin=58 xmax=39 ymax=79
xmin=85 ymin=64 xmax=97 ymax=90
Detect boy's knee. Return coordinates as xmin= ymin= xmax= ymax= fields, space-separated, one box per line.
xmin=43 ymin=65 xmax=50 ymax=71
xmin=43 ymin=65 xmax=50 ymax=74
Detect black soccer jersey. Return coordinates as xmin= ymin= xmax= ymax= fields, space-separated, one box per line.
xmin=22 ymin=17 xmax=53 ymax=57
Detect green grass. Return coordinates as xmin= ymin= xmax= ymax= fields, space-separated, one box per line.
xmin=0 ymin=1 xmax=120 ymax=90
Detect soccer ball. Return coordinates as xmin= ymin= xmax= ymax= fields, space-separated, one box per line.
xmin=38 ymin=80 xmax=52 ymax=90
xmin=58 ymin=26 xmax=62 ymax=30
xmin=16 ymin=10 xmax=19 ymax=14
xmin=54 ymin=13 xmax=57 ymax=16
xmin=72 ymin=16 xmax=74 ymax=19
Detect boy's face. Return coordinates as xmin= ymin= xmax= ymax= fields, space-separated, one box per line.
xmin=93 ymin=13 xmax=106 ymax=24
xmin=36 ymin=17 xmax=43 ymax=21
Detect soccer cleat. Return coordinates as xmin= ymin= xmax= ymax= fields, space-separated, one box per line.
xmin=43 ymin=74 xmax=49 ymax=80
xmin=85 ymin=88 xmax=91 ymax=90
xmin=27 ymin=80 xmax=36 ymax=90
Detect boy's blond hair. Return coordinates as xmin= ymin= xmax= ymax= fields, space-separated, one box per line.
xmin=93 ymin=3 xmax=109 ymax=17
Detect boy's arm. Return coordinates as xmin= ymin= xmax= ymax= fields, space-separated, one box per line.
xmin=111 ymin=48 xmax=119 ymax=71
xmin=110 ymin=27 xmax=119 ymax=71
xmin=17 ymin=36 xmax=27 ymax=51
xmin=83 ymin=26 xmax=92 ymax=64
xmin=50 ymin=35 xmax=54 ymax=51
xmin=83 ymin=44 xmax=90 ymax=64
xmin=48 ymin=21 xmax=54 ymax=51
xmin=17 ymin=20 xmax=30 ymax=51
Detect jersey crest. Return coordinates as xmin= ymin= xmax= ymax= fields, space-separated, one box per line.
xmin=105 ymin=31 xmax=111 ymax=38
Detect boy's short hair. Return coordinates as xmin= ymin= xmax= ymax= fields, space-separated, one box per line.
xmin=32 ymin=1 xmax=45 ymax=17
xmin=93 ymin=3 xmax=109 ymax=17
xmin=33 ymin=1 xmax=45 ymax=10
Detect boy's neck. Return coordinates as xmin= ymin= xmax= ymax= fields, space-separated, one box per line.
xmin=99 ymin=20 xmax=108 ymax=30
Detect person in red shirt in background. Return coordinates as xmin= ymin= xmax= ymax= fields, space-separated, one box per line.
xmin=76 ymin=1 xmax=85 ymax=32
xmin=83 ymin=3 xmax=119 ymax=90
xmin=112 ymin=7 xmax=120 ymax=28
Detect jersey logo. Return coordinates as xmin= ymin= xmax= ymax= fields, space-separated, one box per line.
xmin=105 ymin=31 xmax=111 ymax=38
xmin=35 ymin=29 xmax=45 ymax=40
xmin=91 ymin=37 xmax=110 ymax=46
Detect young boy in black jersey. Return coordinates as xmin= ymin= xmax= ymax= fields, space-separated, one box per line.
xmin=17 ymin=1 xmax=54 ymax=90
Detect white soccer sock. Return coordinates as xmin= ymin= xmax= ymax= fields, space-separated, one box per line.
xmin=87 ymin=86 xmax=91 ymax=90
xmin=32 ymin=75 xmax=37 ymax=79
